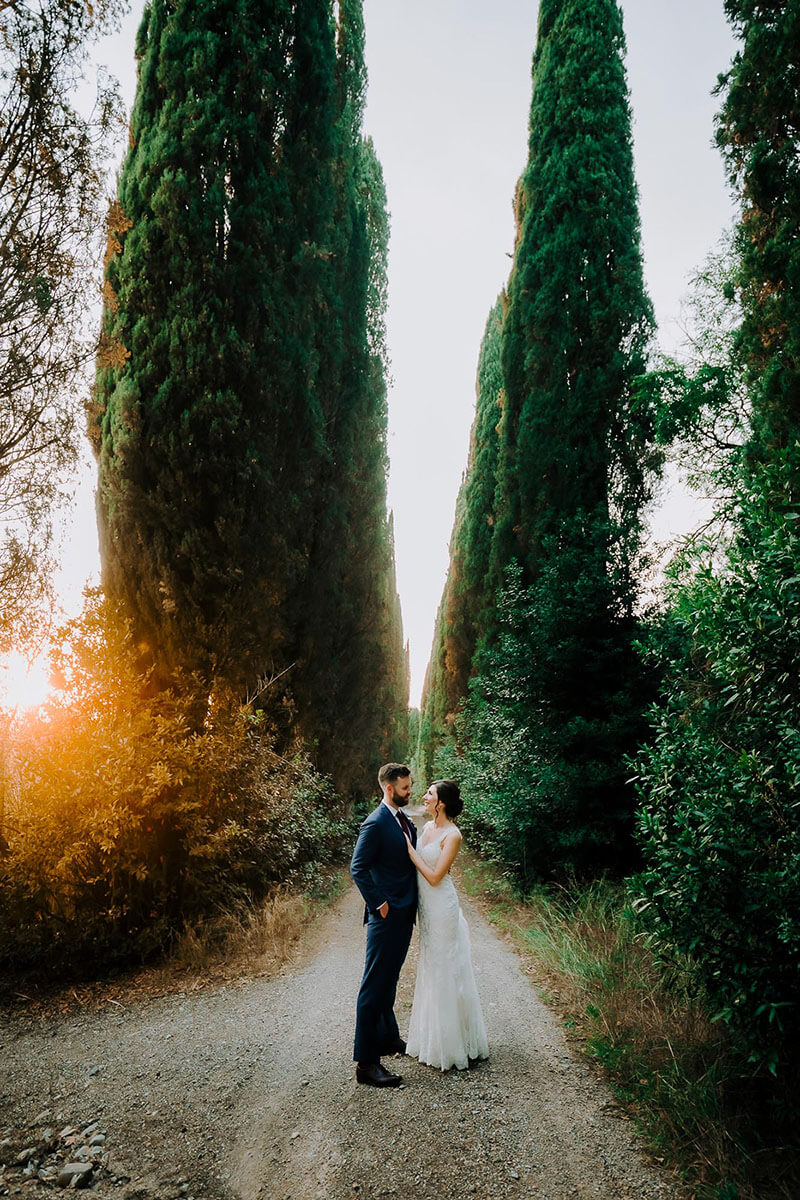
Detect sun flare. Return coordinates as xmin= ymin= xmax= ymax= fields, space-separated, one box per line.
xmin=0 ymin=650 xmax=55 ymax=714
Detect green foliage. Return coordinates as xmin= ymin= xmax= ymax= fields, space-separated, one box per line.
xmin=92 ymin=0 xmax=406 ymax=794
xmin=635 ymin=236 xmax=748 ymax=496
xmin=633 ymin=453 xmax=800 ymax=1079
xmin=0 ymin=593 xmax=351 ymax=973
xmin=434 ymin=567 xmax=541 ymax=875
xmin=290 ymin=126 xmax=408 ymax=792
xmin=406 ymin=705 xmax=420 ymax=779
xmin=418 ymin=299 xmax=503 ymax=774
xmin=461 ymin=860 xmax=795 ymax=1200
xmin=715 ymin=0 xmax=800 ymax=471
xmin=93 ymin=0 xmax=335 ymax=687
xmin=495 ymin=0 xmax=656 ymax=581
xmin=632 ymin=0 xmax=800 ymax=1100
xmin=440 ymin=0 xmax=659 ymax=877
xmin=440 ymin=558 xmax=653 ymax=882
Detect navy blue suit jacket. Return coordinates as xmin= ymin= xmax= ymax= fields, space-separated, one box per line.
xmin=350 ymin=803 xmax=418 ymax=923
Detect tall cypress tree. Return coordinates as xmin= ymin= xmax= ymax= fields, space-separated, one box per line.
xmin=93 ymin=0 xmax=405 ymax=790
xmin=485 ymin=0 xmax=657 ymax=872
xmin=716 ymin=0 xmax=800 ymax=476
xmin=92 ymin=0 xmax=337 ymax=690
xmin=418 ymin=298 xmax=504 ymax=776
xmin=497 ymin=0 xmax=654 ymax=579
xmin=291 ymin=124 xmax=408 ymax=792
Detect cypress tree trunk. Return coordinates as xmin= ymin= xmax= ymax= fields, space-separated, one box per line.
xmin=488 ymin=0 xmax=656 ymax=872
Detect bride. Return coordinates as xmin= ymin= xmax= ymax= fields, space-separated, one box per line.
xmin=402 ymin=779 xmax=489 ymax=1071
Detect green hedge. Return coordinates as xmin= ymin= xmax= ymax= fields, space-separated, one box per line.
xmin=634 ymin=457 xmax=800 ymax=1080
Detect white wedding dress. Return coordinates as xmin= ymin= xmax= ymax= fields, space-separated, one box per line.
xmin=407 ymin=823 xmax=489 ymax=1071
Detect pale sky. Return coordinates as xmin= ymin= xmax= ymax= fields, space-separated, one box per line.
xmin=53 ymin=0 xmax=738 ymax=708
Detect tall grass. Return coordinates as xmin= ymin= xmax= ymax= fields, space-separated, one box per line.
xmin=460 ymin=854 xmax=799 ymax=1200
xmin=172 ymin=890 xmax=313 ymax=973
xmin=171 ymin=869 xmax=349 ymax=976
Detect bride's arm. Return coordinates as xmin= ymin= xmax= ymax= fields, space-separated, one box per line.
xmin=405 ymin=829 xmax=463 ymax=886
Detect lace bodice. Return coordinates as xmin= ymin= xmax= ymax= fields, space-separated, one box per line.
xmin=417 ymin=823 xmax=453 ymax=864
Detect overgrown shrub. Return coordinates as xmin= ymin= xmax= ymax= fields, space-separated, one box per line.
xmin=0 ymin=593 xmax=351 ymax=973
xmin=633 ymin=454 xmax=800 ymax=1083
xmin=461 ymin=857 xmax=798 ymax=1200
xmin=435 ymin=559 xmax=651 ymax=884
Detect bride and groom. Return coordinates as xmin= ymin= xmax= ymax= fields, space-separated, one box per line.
xmin=350 ymin=762 xmax=489 ymax=1087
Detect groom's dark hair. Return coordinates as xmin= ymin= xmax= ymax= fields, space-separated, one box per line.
xmin=378 ymin=762 xmax=411 ymax=787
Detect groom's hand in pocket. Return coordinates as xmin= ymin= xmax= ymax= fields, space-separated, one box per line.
xmin=378 ymin=901 xmax=389 ymax=919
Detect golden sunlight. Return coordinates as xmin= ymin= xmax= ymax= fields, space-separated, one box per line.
xmin=0 ymin=650 xmax=55 ymax=714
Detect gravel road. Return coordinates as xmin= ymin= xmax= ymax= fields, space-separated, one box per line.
xmin=1 ymin=835 xmax=687 ymax=1200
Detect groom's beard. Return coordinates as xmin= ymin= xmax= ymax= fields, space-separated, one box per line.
xmin=395 ymin=797 xmax=410 ymax=807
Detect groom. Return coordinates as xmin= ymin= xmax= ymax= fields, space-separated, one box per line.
xmin=350 ymin=762 xmax=417 ymax=1087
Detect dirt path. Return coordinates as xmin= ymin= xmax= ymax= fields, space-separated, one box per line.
xmin=1 ymin=852 xmax=686 ymax=1200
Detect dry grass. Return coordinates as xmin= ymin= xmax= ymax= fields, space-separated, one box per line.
xmin=0 ymin=872 xmax=350 ymax=1019
xmin=170 ymin=889 xmax=312 ymax=975
xmin=459 ymin=851 xmax=799 ymax=1200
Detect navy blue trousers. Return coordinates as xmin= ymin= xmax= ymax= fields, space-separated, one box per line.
xmin=353 ymin=904 xmax=415 ymax=1065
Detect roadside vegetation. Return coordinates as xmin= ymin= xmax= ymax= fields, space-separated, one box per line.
xmin=460 ymin=853 xmax=799 ymax=1200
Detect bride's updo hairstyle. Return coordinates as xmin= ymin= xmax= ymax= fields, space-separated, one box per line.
xmin=433 ymin=779 xmax=463 ymax=820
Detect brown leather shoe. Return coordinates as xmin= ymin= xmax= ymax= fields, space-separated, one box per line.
xmin=356 ymin=1062 xmax=402 ymax=1087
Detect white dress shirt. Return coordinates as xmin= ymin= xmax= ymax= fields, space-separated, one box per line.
xmin=381 ymin=797 xmax=407 ymax=828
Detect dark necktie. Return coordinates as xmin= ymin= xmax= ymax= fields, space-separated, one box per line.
xmin=396 ymin=809 xmax=413 ymax=840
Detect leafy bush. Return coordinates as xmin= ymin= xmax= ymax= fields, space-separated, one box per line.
xmin=633 ymin=453 xmax=800 ymax=1080
xmin=431 ymin=568 xmax=542 ymax=878
xmin=0 ymin=592 xmax=351 ymax=973
xmin=438 ymin=558 xmax=651 ymax=883
xmin=461 ymin=856 xmax=797 ymax=1200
